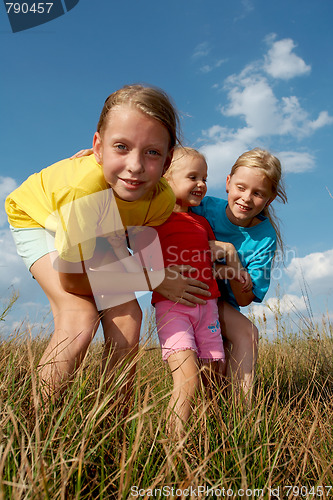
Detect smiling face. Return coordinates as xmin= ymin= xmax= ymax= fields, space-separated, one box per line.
xmin=226 ymin=166 xmax=276 ymax=227
xmin=93 ymin=105 xmax=172 ymax=202
xmin=166 ymin=155 xmax=208 ymax=212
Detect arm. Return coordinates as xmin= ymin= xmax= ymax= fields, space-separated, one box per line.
xmin=210 ymin=240 xmax=255 ymax=307
xmin=214 ymin=264 xmax=255 ymax=306
xmin=58 ymin=257 xmax=211 ymax=307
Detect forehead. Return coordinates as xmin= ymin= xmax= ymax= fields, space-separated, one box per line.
xmin=173 ymin=155 xmax=207 ymax=175
xmin=232 ymin=166 xmax=271 ymax=187
xmin=103 ymin=104 xmax=169 ymax=141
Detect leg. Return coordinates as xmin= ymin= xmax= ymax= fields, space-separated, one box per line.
xmin=100 ymin=299 xmax=141 ymax=397
xmin=166 ymin=349 xmax=200 ymax=438
xmin=218 ymin=301 xmax=259 ymax=399
xmin=155 ymin=301 xmax=201 ymax=436
xmin=31 ymin=254 xmax=100 ymax=398
xmin=194 ymin=299 xmax=226 ymax=396
xmin=200 ymin=360 xmax=225 ymax=398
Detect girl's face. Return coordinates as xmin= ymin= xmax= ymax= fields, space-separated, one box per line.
xmin=93 ymin=105 xmax=172 ymax=202
xmin=167 ymin=156 xmax=207 ymax=212
xmin=226 ymin=166 xmax=275 ymax=227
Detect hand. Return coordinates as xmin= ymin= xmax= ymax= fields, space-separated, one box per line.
xmin=154 ymin=265 xmax=211 ymax=307
xmin=70 ymin=148 xmax=93 ymax=159
xmin=213 ymin=263 xmax=255 ymax=307
xmin=239 ymin=268 xmax=253 ymax=293
xmin=106 ymin=230 xmax=128 ymax=249
xmin=106 ymin=232 xmax=142 ymax=274
xmin=213 ymin=264 xmax=252 ymax=292
xmin=209 ymin=240 xmax=236 ymax=263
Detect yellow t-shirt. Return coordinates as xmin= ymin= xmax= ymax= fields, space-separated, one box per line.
xmin=6 ymin=154 xmax=175 ymax=262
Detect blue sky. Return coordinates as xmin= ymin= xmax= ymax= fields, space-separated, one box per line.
xmin=1 ymin=0 xmax=332 ymax=336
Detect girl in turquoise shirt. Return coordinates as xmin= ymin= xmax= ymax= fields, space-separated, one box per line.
xmin=193 ymin=148 xmax=287 ymax=399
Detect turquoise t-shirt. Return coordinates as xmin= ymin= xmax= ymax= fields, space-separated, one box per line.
xmin=192 ymin=197 xmax=276 ymax=309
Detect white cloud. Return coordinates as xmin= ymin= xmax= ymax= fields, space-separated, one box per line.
xmin=278 ymin=151 xmax=315 ymax=173
xmin=192 ymin=42 xmax=211 ymax=59
xmin=234 ymin=0 xmax=254 ymax=21
xmin=0 ymin=177 xmax=17 ymax=227
xmin=200 ymin=139 xmax=249 ymax=189
xmin=285 ymin=249 xmax=333 ymax=296
xmin=221 ymin=70 xmax=331 ymax=140
xmin=264 ymin=36 xmax=311 ymax=80
xmin=197 ymin=36 xmax=333 ymax=182
xmin=0 ymin=227 xmax=51 ymax=337
xmin=223 ymin=74 xmax=280 ymax=136
xmin=309 ymin=111 xmax=333 ymax=131
xmin=200 ymin=59 xmax=227 ymax=74
xmin=252 ymin=293 xmax=308 ymax=318
xmin=0 ymin=229 xmax=27 ymax=291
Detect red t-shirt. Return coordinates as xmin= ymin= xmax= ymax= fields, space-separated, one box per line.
xmin=151 ymin=211 xmax=220 ymax=304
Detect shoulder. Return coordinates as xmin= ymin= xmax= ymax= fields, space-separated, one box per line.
xmin=51 ymin=154 xmax=107 ymax=190
xmin=189 ymin=211 xmax=212 ymax=228
xmin=138 ymin=178 xmax=176 ymax=226
xmin=152 ymin=177 xmax=175 ymax=199
xmin=251 ymin=215 xmax=276 ymax=241
xmin=195 ymin=196 xmax=227 ymax=212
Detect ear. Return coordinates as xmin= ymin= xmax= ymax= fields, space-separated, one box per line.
xmin=226 ymin=174 xmax=231 ymax=193
xmin=93 ymin=132 xmax=103 ymax=164
xmin=162 ymin=150 xmax=173 ymax=175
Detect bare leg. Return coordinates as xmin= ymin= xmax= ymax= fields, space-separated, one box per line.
xmin=100 ymin=299 xmax=141 ymax=401
xmin=166 ymin=350 xmax=200 ymax=438
xmin=201 ymin=360 xmax=225 ymax=398
xmin=31 ymin=254 xmax=100 ymax=399
xmin=218 ymin=301 xmax=258 ymax=399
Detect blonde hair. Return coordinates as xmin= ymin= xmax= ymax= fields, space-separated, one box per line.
xmin=97 ymin=84 xmax=180 ymax=152
xmin=164 ymin=146 xmax=207 ymax=181
xmin=230 ymin=148 xmax=287 ymax=256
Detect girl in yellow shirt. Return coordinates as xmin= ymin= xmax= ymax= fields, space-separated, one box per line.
xmin=6 ymin=84 xmax=210 ymax=401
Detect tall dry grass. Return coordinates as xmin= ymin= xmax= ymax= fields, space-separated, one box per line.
xmin=0 ymin=298 xmax=332 ymax=499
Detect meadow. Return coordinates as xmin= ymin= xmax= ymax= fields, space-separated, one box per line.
xmin=0 ymin=295 xmax=332 ymax=499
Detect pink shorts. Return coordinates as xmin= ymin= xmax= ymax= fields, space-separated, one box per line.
xmin=155 ymin=299 xmax=225 ymax=362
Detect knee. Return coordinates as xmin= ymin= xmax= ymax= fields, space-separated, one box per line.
xmin=127 ymin=300 xmax=143 ymax=324
xmin=112 ymin=300 xmax=142 ymax=324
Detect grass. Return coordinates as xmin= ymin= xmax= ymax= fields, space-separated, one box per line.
xmin=0 ymin=298 xmax=333 ymax=499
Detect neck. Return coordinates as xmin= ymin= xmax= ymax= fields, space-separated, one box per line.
xmin=173 ymin=203 xmax=188 ymax=213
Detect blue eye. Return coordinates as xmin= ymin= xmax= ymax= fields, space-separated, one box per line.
xmin=115 ymin=144 xmax=127 ymax=151
xmin=147 ymin=150 xmax=160 ymax=156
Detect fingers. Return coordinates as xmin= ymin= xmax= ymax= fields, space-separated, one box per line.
xmin=177 ymin=293 xmax=208 ymax=307
xmin=242 ymin=283 xmax=253 ymax=293
xmin=70 ymin=148 xmax=93 ymax=159
xmin=168 ymin=265 xmax=210 ymax=290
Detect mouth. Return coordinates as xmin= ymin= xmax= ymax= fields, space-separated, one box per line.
xmin=120 ymin=178 xmax=144 ymax=188
xmin=236 ymin=202 xmax=251 ymax=212
xmin=190 ymin=190 xmax=203 ymax=198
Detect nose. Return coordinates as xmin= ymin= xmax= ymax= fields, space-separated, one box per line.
xmin=127 ymin=151 xmax=144 ymax=174
xmin=241 ymin=190 xmax=252 ymax=202
xmin=197 ymin=179 xmax=206 ymax=188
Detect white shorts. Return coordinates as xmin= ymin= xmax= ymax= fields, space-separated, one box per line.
xmin=9 ymin=226 xmax=56 ymax=270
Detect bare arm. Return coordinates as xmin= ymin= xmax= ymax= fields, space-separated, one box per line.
xmin=58 ymin=260 xmax=210 ymax=307
xmin=214 ymin=264 xmax=255 ymax=306
xmin=210 ymin=241 xmax=255 ymax=307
